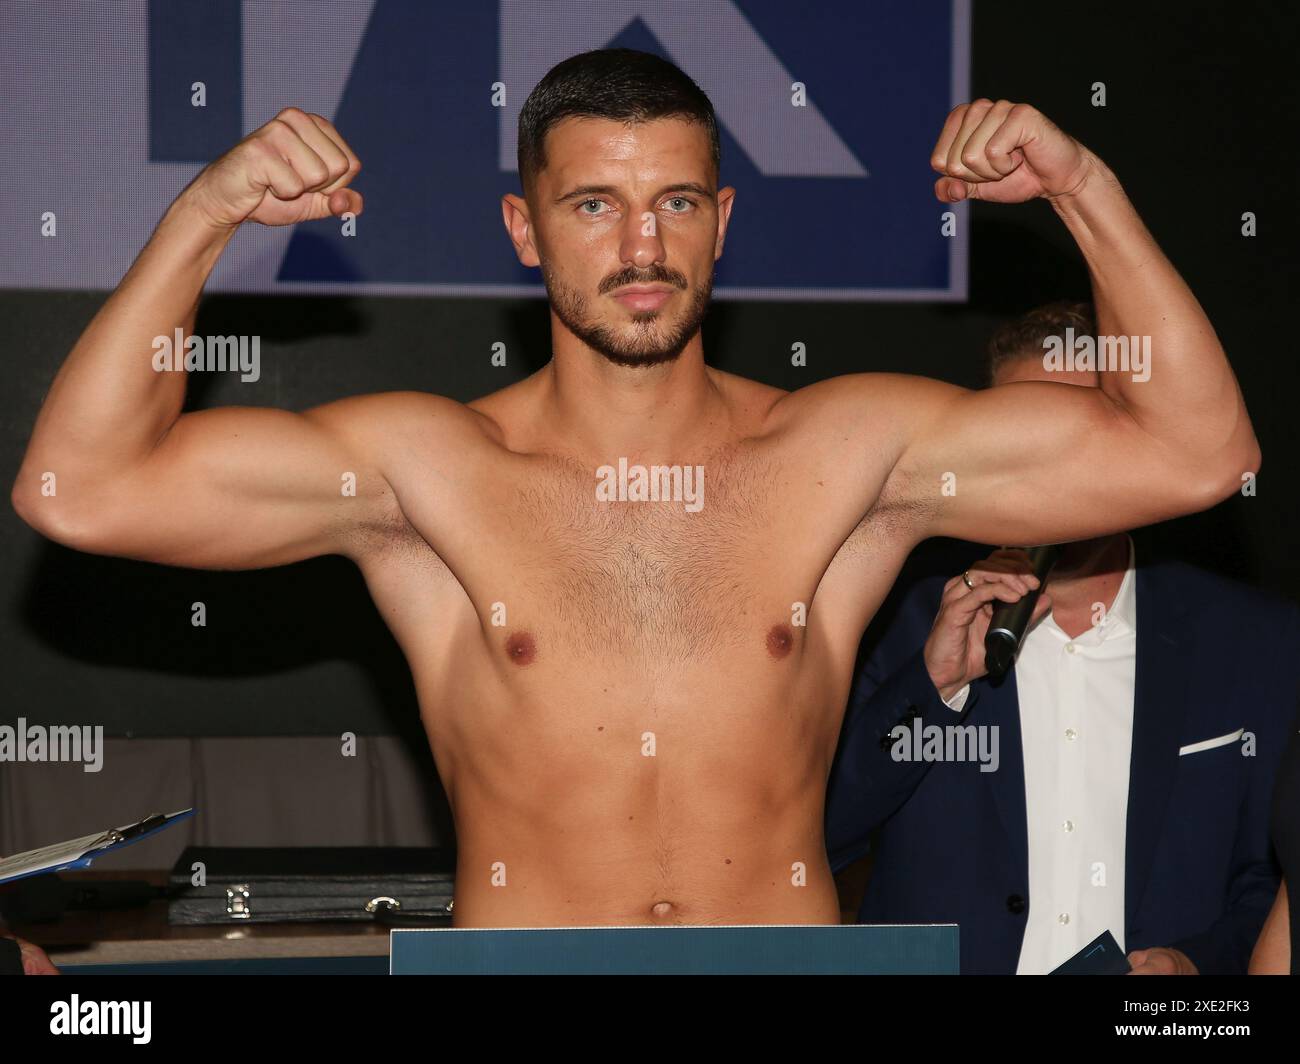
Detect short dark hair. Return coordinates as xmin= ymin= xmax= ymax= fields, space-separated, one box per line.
xmin=517 ymin=49 xmax=721 ymax=195
xmin=986 ymin=301 xmax=1097 ymax=385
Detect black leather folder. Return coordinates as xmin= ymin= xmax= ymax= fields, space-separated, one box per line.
xmin=167 ymin=846 xmax=456 ymax=926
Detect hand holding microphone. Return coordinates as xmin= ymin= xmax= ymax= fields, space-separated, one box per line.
xmin=924 ymin=548 xmax=1055 ymax=700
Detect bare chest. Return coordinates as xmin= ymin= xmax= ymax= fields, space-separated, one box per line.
xmin=363 ymin=440 xmax=909 ymax=679
xmin=483 ymin=449 xmax=806 ymax=662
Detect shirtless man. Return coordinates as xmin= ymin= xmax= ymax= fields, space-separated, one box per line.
xmin=12 ymin=50 xmax=1258 ymax=927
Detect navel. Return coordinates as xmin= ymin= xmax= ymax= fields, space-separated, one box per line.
xmin=504 ymin=630 xmax=537 ymax=666
xmin=766 ymin=623 xmax=795 ymax=660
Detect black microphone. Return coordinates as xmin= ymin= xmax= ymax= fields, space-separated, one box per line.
xmin=983 ymin=544 xmax=1060 ymax=678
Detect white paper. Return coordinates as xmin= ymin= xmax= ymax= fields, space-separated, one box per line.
xmin=0 ymin=829 xmax=110 ymax=883
xmin=0 ymin=809 xmax=192 ymax=883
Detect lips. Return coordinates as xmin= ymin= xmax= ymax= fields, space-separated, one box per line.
xmin=611 ymin=285 xmax=673 ymax=312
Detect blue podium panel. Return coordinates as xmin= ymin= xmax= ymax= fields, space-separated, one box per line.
xmin=390 ymin=924 xmax=958 ymax=975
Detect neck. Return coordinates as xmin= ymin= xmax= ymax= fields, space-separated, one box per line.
xmin=541 ymin=331 xmax=725 ymax=459
xmin=1045 ymin=533 xmax=1129 ymax=613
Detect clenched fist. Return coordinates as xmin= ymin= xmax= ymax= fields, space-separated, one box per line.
xmin=185 ymin=107 xmax=362 ymax=229
xmin=931 ymin=100 xmax=1095 ymax=204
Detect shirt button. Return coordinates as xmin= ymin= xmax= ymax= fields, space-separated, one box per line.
xmin=1063 ymin=819 xmax=1074 ymax=833
xmin=1065 ymin=728 xmax=1077 ymax=741
xmin=1065 ymin=644 xmax=1077 ymax=654
xmin=1058 ymin=913 xmax=1070 ymax=925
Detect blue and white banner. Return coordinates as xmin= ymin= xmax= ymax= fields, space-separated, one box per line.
xmin=2 ymin=0 xmax=969 ymax=300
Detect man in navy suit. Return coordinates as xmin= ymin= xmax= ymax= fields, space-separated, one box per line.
xmin=826 ymin=303 xmax=1299 ymax=974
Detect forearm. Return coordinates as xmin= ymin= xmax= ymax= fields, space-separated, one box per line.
xmin=826 ymin=647 xmax=974 ymax=866
xmin=1051 ymin=156 xmax=1258 ymax=475
xmin=1248 ymin=880 xmax=1290 ymax=975
xmin=16 ymin=192 xmax=234 ymax=500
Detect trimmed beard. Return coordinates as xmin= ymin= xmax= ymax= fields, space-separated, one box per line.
xmin=540 ymin=260 xmax=712 ymax=369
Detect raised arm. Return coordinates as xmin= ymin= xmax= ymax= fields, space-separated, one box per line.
xmin=889 ymin=101 xmax=1259 ymax=546
xmin=12 ymin=109 xmax=406 ymax=569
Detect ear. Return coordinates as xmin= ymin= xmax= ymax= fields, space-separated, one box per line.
xmin=713 ymin=186 xmax=736 ymax=262
xmin=501 ymin=193 xmax=540 ymax=267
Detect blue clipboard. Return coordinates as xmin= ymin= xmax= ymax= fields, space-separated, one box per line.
xmin=0 ymin=808 xmax=196 ymax=885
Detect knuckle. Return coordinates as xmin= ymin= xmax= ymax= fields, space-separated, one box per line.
xmin=246 ymin=138 xmax=277 ymax=162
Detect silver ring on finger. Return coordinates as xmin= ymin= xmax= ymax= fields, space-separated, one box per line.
xmin=962 ymin=570 xmax=976 ymax=590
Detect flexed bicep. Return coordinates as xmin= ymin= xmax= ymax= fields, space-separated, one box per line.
xmin=13 ymin=393 xmax=409 ymax=570
xmin=893 ymin=377 xmax=1227 ymax=547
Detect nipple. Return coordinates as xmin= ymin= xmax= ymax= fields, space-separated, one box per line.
xmin=505 ymin=630 xmax=537 ymax=666
xmin=766 ymin=623 xmax=794 ymax=660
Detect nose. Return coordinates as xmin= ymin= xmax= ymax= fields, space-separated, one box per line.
xmin=618 ymin=210 xmax=666 ymax=271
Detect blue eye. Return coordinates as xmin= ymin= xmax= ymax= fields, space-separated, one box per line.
xmin=665 ymin=197 xmax=692 ymax=212
xmin=579 ymin=199 xmax=607 ymax=214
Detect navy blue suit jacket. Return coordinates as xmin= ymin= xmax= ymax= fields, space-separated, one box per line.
xmin=825 ymin=547 xmax=1299 ymax=974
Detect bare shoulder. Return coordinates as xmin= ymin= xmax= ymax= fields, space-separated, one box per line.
xmin=758 ymin=372 xmax=971 ymax=535
xmin=299 ymin=390 xmax=502 ymax=560
xmin=766 ymin=371 xmax=961 ymax=432
xmin=758 ymin=372 xmax=961 ymax=472
xmin=303 ymin=389 xmax=499 ymax=454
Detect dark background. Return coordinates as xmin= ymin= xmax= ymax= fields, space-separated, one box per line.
xmin=3 ymin=0 xmax=1295 ymax=739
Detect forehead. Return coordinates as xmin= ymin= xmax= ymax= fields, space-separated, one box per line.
xmin=538 ymin=116 xmax=715 ymax=191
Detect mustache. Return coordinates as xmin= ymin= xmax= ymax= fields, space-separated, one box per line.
xmin=598 ymin=264 xmax=690 ymax=295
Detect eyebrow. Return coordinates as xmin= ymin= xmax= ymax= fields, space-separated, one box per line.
xmin=553 ymin=181 xmax=715 ymax=205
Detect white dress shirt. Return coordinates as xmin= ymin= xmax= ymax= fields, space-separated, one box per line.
xmin=941 ymin=535 xmax=1138 ymax=974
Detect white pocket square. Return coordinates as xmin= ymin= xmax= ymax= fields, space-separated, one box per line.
xmin=1179 ymin=728 xmax=1244 ymax=756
